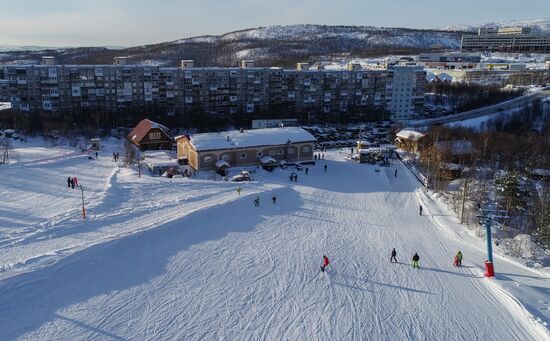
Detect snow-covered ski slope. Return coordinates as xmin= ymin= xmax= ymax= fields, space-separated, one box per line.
xmin=1 ymin=141 xmax=549 ymax=340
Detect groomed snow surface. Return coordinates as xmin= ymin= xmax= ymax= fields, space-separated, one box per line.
xmin=1 ymin=140 xmax=550 ymax=340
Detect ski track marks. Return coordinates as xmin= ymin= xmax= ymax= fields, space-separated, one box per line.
xmin=0 ymin=149 xmax=549 ymax=340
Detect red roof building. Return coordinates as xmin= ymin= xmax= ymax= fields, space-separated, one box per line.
xmin=127 ymin=119 xmax=173 ymax=151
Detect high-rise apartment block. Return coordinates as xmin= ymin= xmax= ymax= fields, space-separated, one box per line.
xmin=461 ymin=26 xmax=550 ymax=53
xmin=2 ymin=57 xmax=426 ymax=121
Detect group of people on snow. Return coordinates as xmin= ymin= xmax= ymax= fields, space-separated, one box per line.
xmin=67 ymin=176 xmax=79 ymax=189
xmin=251 ymin=194 xmax=278 ymax=207
xmin=388 ymin=248 xmax=421 ymax=268
xmin=112 ymin=152 xmax=120 ymax=162
xmin=321 ymin=248 xmax=463 ymax=272
xmin=453 ymin=251 xmax=463 ymax=267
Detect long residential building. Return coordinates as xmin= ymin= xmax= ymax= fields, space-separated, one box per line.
xmin=1 ymin=57 xmax=426 ymax=122
xmin=176 ymin=126 xmax=316 ymax=171
xmin=461 ymin=27 xmax=550 ymax=53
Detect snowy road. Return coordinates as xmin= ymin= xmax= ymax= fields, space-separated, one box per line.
xmin=0 ymin=145 xmax=549 ymax=340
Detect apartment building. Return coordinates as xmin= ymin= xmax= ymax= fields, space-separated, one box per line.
xmin=0 ymin=80 xmax=8 ymax=102
xmin=461 ymin=26 xmax=550 ymax=53
xmin=386 ymin=65 xmax=426 ymax=121
xmin=418 ymin=53 xmax=481 ymax=70
xmin=2 ymin=57 xmax=426 ymax=122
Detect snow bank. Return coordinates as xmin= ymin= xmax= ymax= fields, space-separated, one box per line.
xmin=497 ymin=234 xmax=547 ymax=268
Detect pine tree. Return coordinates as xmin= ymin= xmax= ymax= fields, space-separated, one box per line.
xmin=495 ymin=171 xmax=529 ymax=214
xmin=532 ymin=184 xmax=550 ymax=248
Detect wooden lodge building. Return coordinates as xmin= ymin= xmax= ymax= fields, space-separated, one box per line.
xmin=394 ymin=129 xmax=427 ymax=153
xmin=176 ymin=127 xmax=316 ymax=171
xmin=128 ymin=119 xmax=173 ymax=151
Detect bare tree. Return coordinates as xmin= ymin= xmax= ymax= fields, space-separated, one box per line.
xmin=0 ymin=138 xmax=13 ymax=164
xmin=123 ymin=140 xmax=137 ymax=167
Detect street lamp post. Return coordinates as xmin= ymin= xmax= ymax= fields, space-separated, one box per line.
xmin=138 ymin=150 xmax=141 ymax=178
xmin=79 ymin=185 xmax=86 ymax=219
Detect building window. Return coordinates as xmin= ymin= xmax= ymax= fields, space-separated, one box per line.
xmin=269 ymin=150 xmax=277 ymax=156
xmin=240 ymin=153 xmax=247 ymax=159
xmin=302 ymin=146 xmax=310 ymax=153
xmin=287 ymin=148 xmax=295 ymax=155
xmin=277 ymin=149 xmax=284 ymax=155
xmin=204 ymin=156 xmax=212 ymax=163
xmin=256 ymin=151 xmax=262 ymax=158
xmin=221 ymin=154 xmax=229 ymax=161
xmin=149 ymin=132 xmax=161 ymax=140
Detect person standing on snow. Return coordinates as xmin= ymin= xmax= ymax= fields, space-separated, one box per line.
xmin=272 ymin=195 xmax=277 ymax=204
xmin=412 ymin=252 xmax=420 ymax=269
xmin=237 ymin=187 xmax=241 ymax=195
xmin=456 ymin=251 xmax=463 ymax=267
xmin=253 ymin=196 xmax=260 ymax=207
xmin=394 ymin=169 xmax=398 ymax=177
xmin=73 ymin=176 xmax=78 ymax=187
xmin=67 ymin=176 xmax=72 ymax=188
xmin=321 ymin=255 xmax=330 ymax=272
xmin=70 ymin=177 xmax=75 ymax=189
xmin=390 ymin=248 xmax=398 ymax=263
xmin=305 ymin=167 xmax=309 ymax=175
xmin=324 ymin=164 xmax=327 ymax=172
xmin=419 ymin=205 xmax=423 ymax=216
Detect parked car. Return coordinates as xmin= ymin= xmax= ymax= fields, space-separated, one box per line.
xmin=232 ymin=171 xmax=251 ymax=182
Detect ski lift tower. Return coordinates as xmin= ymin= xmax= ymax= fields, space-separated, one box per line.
xmin=476 ymin=205 xmax=509 ymax=277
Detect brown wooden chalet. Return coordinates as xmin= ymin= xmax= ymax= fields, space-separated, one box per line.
xmin=127 ymin=119 xmax=173 ymax=151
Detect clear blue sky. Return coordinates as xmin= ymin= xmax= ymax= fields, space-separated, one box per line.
xmin=0 ymin=0 xmax=548 ymax=47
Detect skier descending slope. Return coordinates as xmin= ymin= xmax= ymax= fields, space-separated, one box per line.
xmin=412 ymin=252 xmax=420 ymax=269
xmin=390 ymin=248 xmax=398 ymax=263
xmin=321 ymin=255 xmax=330 ymax=272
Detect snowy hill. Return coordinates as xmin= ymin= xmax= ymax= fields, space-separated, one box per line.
xmin=0 ymin=140 xmax=549 ymax=340
xmin=441 ymin=18 xmax=550 ymax=34
xmin=0 ymin=45 xmax=60 ymax=52
xmin=0 ymin=24 xmax=462 ymax=67
xmin=180 ymin=24 xmax=460 ymax=47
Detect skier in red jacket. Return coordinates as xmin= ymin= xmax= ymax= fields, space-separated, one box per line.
xmin=321 ymin=255 xmax=330 ymax=272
